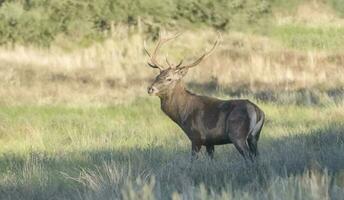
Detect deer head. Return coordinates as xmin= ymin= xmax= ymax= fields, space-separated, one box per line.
xmin=144 ymin=33 xmax=219 ymax=96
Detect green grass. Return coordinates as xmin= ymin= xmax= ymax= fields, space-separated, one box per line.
xmin=271 ymin=24 xmax=344 ymax=50
xmin=0 ymin=98 xmax=343 ymax=199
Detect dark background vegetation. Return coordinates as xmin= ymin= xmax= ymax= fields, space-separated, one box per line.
xmin=0 ymin=0 xmax=274 ymax=46
xmin=4 ymin=0 xmax=343 ymax=46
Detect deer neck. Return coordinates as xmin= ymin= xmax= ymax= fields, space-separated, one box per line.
xmin=159 ymin=81 xmax=194 ymax=125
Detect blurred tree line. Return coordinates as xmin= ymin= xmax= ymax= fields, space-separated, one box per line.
xmin=0 ymin=0 xmax=270 ymax=47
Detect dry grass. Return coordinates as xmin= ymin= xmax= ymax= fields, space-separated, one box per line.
xmin=0 ymin=28 xmax=343 ymax=105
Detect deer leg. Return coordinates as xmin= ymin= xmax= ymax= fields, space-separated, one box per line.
xmin=206 ymin=145 xmax=215 ymax=159
xmin=233 ymin=139 xmax=253 ymax=161
xmin=191 ymin=142 xmax=201 ymax=160
xmin=247 ymin=137 xmax=259 ymax=157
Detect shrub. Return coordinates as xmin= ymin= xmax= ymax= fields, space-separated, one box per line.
xmin=0 ymin=0 xmax=271 ymax=46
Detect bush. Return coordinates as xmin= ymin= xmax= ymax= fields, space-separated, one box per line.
xmin=0 ymin=0 xmax=271 ymax=46
xmin=330 ymin=0 xmax=344 ymax=17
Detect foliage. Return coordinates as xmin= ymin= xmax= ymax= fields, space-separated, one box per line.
xmin=330 ymin=0 xmax=344 ymax=16
xmin=0 ymin=0 xmax=271 ymax=46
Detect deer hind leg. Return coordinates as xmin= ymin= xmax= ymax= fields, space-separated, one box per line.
xmin=247 ymin=126 xmax=263 ymax=157
xmin=233 ymin=139 xmax=253 ymax=161
xmin=247 ymin=137 xmax=258 ymax=157
xmin=247 ymin=116 xmax=264 ymax=158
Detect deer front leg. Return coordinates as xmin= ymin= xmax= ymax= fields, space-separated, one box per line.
xmin=191 ymin=141 xmax=201 ymax=161
xmin=206 ymin=145 xmax=215 ymax=159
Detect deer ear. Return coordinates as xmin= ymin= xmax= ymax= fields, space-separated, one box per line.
xmin=175 ymin=67 xmax=188 ymax=77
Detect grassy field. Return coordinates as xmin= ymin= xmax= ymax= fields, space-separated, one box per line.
xmin=1 ymin=0 xmax=344 ymax=199
xmin=0 ymin=99 xmax=343 ymax=199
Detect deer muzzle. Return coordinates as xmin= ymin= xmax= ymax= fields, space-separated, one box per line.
xmin=147 ymin=86 xmax=158 ymax=95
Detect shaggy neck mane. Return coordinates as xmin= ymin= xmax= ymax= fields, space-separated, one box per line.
xmin=159 ymin=81 xmax=196 ymax=125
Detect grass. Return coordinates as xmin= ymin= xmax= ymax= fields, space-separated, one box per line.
xmin=0 ymin=99 xmax=343 ymax=199
xmin=271 ymin=24 xmax=344 ymax=50
xmin=0 ymin=29 xmax=344 ymax=106
xmin=0 ymin=28 xmax=343 ymax=199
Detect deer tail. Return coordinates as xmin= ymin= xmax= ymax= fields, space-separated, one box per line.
xmin=247 ymin=105 xmax=265 ymax=139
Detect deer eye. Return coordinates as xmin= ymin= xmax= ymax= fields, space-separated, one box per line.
xmin=166 ymin=78 xmax=172 ymax=81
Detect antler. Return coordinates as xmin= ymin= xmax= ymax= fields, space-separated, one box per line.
xmin=144 ymin=32 xmax=182 ymax=71
xmin=179 ymin=34 xmax=220 ymax=69
xmin=165 ymin=57 xmax=183 ymax=69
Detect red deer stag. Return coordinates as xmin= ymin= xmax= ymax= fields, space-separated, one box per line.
xmin=144 ymin=33 xmax=265 ymax=160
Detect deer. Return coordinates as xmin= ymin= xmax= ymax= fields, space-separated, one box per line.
xmin=144 ymin=33 xmax=265 ymax=161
